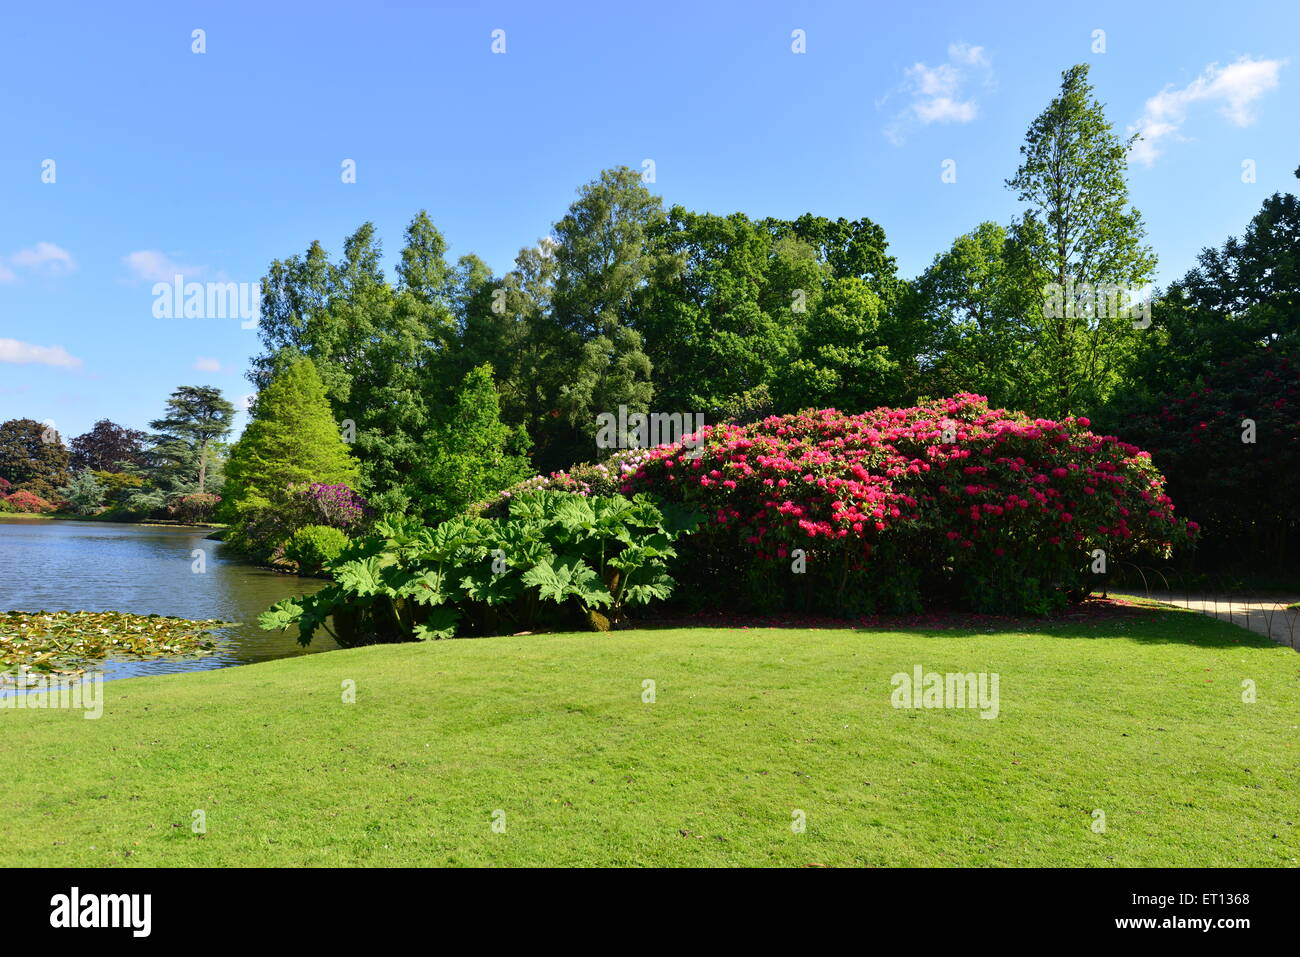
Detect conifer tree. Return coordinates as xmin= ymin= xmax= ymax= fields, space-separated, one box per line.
xmin=222 ymin=357 xmax=359 ymax=513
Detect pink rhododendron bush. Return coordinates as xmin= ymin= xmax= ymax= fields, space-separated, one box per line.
xmin=2 ymin=489 xmax=58 ymax=514
xmin=611 ymin=394 xmax=1197 ymax=615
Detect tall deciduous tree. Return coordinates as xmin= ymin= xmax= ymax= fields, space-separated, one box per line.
xmin=635 ymin=209 xmax=808 ymax=414
xmin=0 ymin=418 xmax=71 ymax=499
xmin=906 ymin=222 xmax=1044 ymax=409
xmin=532 ymin=167 xmax=660 ymax=469
xmin=1006 ymin=63 xmax=1156 ymax=416
xmin=222 ymin=358 xmax=359 ymax=513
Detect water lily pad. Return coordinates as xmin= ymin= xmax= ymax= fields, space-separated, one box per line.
xmin=0 ymin=610 xmax=232 ymax=681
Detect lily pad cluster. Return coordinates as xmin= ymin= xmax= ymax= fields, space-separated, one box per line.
xmin=0 ymin=610 xmax=229 ymax=679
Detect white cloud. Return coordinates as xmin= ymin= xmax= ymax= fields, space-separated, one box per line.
xmin=1130 ymin=56 xmax=1285 ymax=166
xmin=913 ymin=97 xmax=978 ymax=124
xmin=193 ymin=357 xmax=223 ymax=373
xmin=884 ymin=43 xmax=993 ymax=144
xmin=0 ymin=338 xmax=82 ymax=368
xmin=1 ymin=242 xmax=76 ymax=278
xmin=123 ymin=249 xmax=207 ymax=282
xmin=947 ymin=42 xmax=989 ymax=68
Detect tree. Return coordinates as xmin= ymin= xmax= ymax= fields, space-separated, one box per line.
xmin=906 ymin=222 xmax=1045 ymax=409
xmin=249 ymin=214 xmax=460 ymax=511
xmin=222 ymin=358 xmax=360 ymax=514
xmin=1005 ymin=63 xmax=1157 ymax=416
xmin=532 ymin=167 xmax=661 ymax=469
xmin=634 ymin=208 xmax=911 ymax=420
xmin=69 ymin=419 xmax=147 ymax=473
xmin=1129 ymin=164 xmax=1300 ymax=401
xmin=147 ymin=386 xmax=236 ymax=494
xmin=58 ymin=471 xmax=105 ymax=516
xmin=0 ymin=418 xmax=71 ymax=499
xmin=777 ymin=276 xmax=899 ymax=413
xmin=415 ymin=364 xmax=531 ymax=524
xmin=634 ymin=209 xmax=806 ymax=415
xmin=1099 ymin=166 xmax=1300 ymax=574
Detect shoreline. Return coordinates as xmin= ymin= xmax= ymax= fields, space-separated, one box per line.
xmin=0 ymin=513 xmax=223 ymax=530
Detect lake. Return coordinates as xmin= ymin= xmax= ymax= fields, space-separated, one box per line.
xmin=0 ymin=517 xmax=338 ymax=682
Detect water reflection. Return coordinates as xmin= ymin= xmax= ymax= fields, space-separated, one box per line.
xmin=0 ymin=517 xmax=337 ymax=682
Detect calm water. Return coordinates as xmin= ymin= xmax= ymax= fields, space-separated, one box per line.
xmin=0 ymin=517 xmax=338 ymax=681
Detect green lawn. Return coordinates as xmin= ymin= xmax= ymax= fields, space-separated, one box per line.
xmin=3 ymin=607 xmax=1297 ymax=867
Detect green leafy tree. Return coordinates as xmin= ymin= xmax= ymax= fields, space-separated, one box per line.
xmin=249 ymin=215 xmax=459 ymax=511
xmin=222 ymin=358 xmax=360 ymax=514
xmin=1100 ymin=167 xmax=1300 ymax=574
xmin=416 ymin=364 xmax=531 ymax=524
xmin=532 ymin=167 xmax=661 ymax=469
xmin=635 ymin=209 xmax=807 ymax=414
xmin=0 ymin=418 xmax=72 ymax=499
xmin=147 ymin=386 xmax=236 ymax=494
xmin=1005 ymin=63 xmax=1157 ymax=416
xmin=636 ymin=208 xmax=910 ymax=418
xmin=906 ymin=222 xmax=1045 ymax=408
xmin=778 ymin=276 xmax=899 ymax=412
xmin=91 ymin=470 xmax=146 ymax=508
xmin=1126 ymin=165 xmax=1300 ymax=403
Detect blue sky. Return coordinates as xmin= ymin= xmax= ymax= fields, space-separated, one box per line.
xmin=2 ymin=0 xmax=1297 ymax=440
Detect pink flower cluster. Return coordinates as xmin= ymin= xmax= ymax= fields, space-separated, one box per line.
xmin=606 ymin=394 xmax=1196 ymax=565
xmin=1 ymin=489 xmax=57 ymax=513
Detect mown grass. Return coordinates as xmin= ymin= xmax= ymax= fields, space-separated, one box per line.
xmin=2 ymin=607 xmax=1296 ymax=867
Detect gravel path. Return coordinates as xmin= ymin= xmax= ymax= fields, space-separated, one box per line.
xmin=1114 ymin=592 xmax=1300 ymax=649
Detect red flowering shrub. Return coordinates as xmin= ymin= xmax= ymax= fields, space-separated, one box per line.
xmin=3 ymin=490 xmax=57 ymax=514
xmin=605 ymin=394 xmax=1196 ymax=615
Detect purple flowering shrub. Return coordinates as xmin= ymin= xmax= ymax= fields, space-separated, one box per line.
xmin=224 ymin=482 xmax=372 ymax=565
xmin=290 ymin=483 xmax=372 ymax=531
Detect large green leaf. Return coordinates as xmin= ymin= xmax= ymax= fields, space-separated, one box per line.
xmin=333 ymin=556 xmax=387 ymax=597
xmin=397 ymin=568 xmax=451 ymax=606
xmin=412 ymin=606 xmax=460 ymax=640
xmin=522 ymin=557 xmax=611 ymax=608
xmin=258 ymin=597 xmax=302 ymax=632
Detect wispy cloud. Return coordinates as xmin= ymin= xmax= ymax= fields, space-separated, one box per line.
xmin=883 ymin=42 xmax=993 ymax=144
xmin=0 ymin=338 xmax=82 ymax=368
xmin=0 ymin=242 xmax=76 ymax=280
xmin=193 ymin=357 xmax=223 ymax=373
xmin=123 ymin=249 xmax=207 ymax=282
xmin=1130 ymin=56 xmax=1285 ymax=166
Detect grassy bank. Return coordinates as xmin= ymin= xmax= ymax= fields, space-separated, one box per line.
xmin=2 ymin=608 xmax=1296 ymax=866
